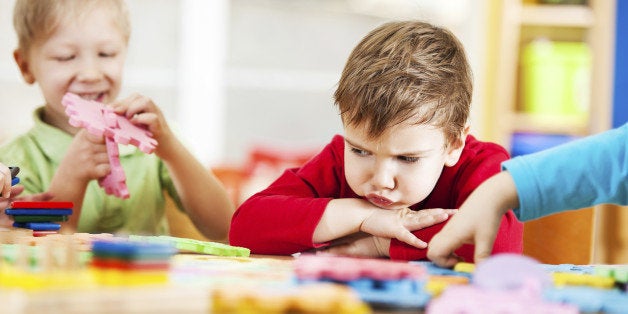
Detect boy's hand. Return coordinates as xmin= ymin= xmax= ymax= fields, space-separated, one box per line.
xmin=59 ymin=129 xmax=111 ymax=183
xmin=109 ymin=93 xmax=174 ymax=156
xmin=0 ymin=163 xmax=11 ymax=198
xmin=360 ymin=207 xmax=455 ymax=250
xmin=322 ymin=235 xmax=390 ymax=258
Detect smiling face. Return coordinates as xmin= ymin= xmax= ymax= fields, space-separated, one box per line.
xmin=343 ymin=121 xmax=465 ymax=210
xmin=13 ymin=5 xmax=128 ymax=134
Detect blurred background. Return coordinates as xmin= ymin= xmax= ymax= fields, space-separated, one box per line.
xmin=0 ymin=0 xmax=626 ymax=264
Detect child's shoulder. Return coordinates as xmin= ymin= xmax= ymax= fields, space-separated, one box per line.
xmin=460 ymin=135 xmax=510 ymax=165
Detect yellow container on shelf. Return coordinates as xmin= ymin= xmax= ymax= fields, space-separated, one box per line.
xmin=521 ymin=40 xmax=591 ymax=118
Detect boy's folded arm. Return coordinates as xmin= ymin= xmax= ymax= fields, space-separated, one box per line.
xmin=312 ymin=198 xmax=378 ymax=243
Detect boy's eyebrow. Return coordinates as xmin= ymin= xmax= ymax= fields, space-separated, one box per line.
xmin=344 ymin=138 xmax=430 ymax=156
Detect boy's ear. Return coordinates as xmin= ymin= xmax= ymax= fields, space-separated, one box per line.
xmin=13 ymin=49 xmax=35 ymax=84
xmin=444 ymin=125 xmax=470 ymax=167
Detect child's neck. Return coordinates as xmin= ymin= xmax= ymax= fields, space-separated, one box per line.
xmin=42 ymin=106 xmax=79 ymax=135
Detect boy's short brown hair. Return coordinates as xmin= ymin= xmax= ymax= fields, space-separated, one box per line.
xmin=334 ymin=21 xmax=472 ymax=147
xmin=13 ymin=0 xmax=131 ymax=54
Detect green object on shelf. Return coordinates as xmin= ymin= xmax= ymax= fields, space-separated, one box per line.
xmin=521 ymin=40 xmax=591 ymax=119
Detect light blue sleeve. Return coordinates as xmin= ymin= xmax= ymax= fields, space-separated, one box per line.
xmin=502 ymin=123 xmax=628 ymax=221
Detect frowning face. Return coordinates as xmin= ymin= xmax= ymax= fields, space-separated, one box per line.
xmin=343 ymin=121 xmax=464 ymax=210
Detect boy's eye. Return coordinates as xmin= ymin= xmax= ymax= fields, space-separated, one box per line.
xmin=398 ymin=156 xmax=420 ymax=163
xmin=99 ymin=52 xmax=117 ymax=58
xmin=350 ymin=147 xmax=369 ymax=157
xmin=55 ymin=55 xmax=75 ymax=61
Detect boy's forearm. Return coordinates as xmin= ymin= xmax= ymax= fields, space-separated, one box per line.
xmin=312 ymin=198 xmax=376 ymax=243
xmin=159 ymin=137 xmax=234 ymax=240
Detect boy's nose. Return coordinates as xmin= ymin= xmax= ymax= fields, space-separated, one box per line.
xmin=370 ymin=161 xmax=397 ymax=190
xmin=76 ymin=58 xmax=103 ymax=82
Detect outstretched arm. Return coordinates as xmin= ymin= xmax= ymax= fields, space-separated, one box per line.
xmin=427 ymin=171 xmax=518 ymax=267
xmin=110 ymin=94 xmax=234 ymax=240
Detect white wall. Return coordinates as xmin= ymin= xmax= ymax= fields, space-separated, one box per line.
xmin=0 ymin=0 xmax=485 ymax=166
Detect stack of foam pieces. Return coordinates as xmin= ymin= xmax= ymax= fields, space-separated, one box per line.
xmin=7 ymin=201 xmax=74 ymax=236
xmin=90 ymin=239 xmax=177 ymax=286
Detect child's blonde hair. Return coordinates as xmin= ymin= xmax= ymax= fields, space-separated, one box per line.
xmin=13 ymin=0 xmax=131 ymax=54
xmin=334 ymin=21 xmax=472 ymax=148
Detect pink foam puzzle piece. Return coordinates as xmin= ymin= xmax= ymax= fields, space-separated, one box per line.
xmin=98 ymin=137 xmax=129 ymax=199
xmin=61 ymin=92 xmax=157 ymax=198
xmin=111 ymin=113 xmax=157 ymax=154
xmin=294 ymin=254 xmax=427 ymax=281
xmin=62 ymin=93 xmax=111 ymax=137
xmin=426 ymin=282 xmax=578 ymax=314
xmin=61 ymin=92 xmax=157 ymax=154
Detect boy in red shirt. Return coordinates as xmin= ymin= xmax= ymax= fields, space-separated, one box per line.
xmin=230 ymin=21 xmax=523 ymax=261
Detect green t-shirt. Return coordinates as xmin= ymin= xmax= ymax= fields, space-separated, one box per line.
xmin=0 ymin=107 xmax=183 ymax=235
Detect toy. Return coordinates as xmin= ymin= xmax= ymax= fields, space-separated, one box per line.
xmin=5 ymin=201 xmax=74 ymax=234
xmin=294 ymin=254 xmax=429 ymax=308
xmin=9 ymin=166 xmax=19 ymax=186
xmin=129 ymin=235 xmax=251 ymax=257
xmin=61 ymin=92 xmax=158 ymax=198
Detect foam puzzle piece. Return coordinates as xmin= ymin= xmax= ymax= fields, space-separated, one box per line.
xmin=553 ymin=272 xmax=616 ymax=289
xmin=473 ymin=253 xmax=552 ymax=290
xmin=13 ymin=222 xmax=61 ymax=231
xmin=543 ymin=286 xmax=628 ymax=313
xmin=91 ymin=240 xmax=177 ymax=260
xmin=97 ymin=137 xmax=129 ymax=199
xmin=294 ymin=254 xmax=426 ymax=281
xmin=411 ymin=260 xmax=473 ymax=279
xmin=128 ymin=235 xmax=251 ymax=257
xmin=293 ymin=255 xmax=429 ymax=309
xmin=11 ymin=201 xmax=74 ymax=209
xmin=426 ymin=281 xmax=579 ymax=314
xmin=61 ymin=92 xmax=158 ymax=198
xmin=299 ymin=277 xmax=431 ymax=309
xmin=13 ymin=215 xmax=69 ymax=223
xmin=211 ymin=282 xmax=370 ymax=314
xmin=62 ymin=93 xmax=157 ymax=153
xmin=6 ymin=209 xmax=73 ymax=216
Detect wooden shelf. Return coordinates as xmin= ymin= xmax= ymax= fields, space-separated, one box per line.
xmin=520 ymin=4 xmax=595 ymax=27
xmin=509 ymin=112 xmax=589 ymax=135
xmin=487 ymin=0 xmax=616 ymax=264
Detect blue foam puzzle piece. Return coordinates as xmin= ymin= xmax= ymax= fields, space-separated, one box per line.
xmin=542 ymin=264 xmax=595 ymax=274
xmin=410 ymin=261 xmax=473 ymax=278
xmin=92 ymin=240 xmax=177 ymax=260
xmin=298 ymin=277 xmax=430 ymax=309
xmin=543 ymin=286 xmax=628 ymax=313
xmin=5 ymin=208 xmax=73 ymax=216
xmin=11 ymin=177 xmax=19 ymax=186
xmin=12 ymin=222 xmax=61 ymax=231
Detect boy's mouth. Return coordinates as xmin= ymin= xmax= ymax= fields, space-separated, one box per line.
xmin=77 ymin=92 xmax=106 ymax=102
xmin=366 ymin=194 xmax=394 ymax=208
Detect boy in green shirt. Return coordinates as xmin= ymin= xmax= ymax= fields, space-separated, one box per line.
xmin=2 ymin=0 xmax=233 ymax=237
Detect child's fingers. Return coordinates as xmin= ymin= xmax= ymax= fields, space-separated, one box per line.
xmin=0 ymin=166 xmax=10 ymax=198
xmin=397 ymin=229 xmax=427 ymax=249
xmin=9 ymin=185 xmax=25 ymax=198
xmin=403 ymin=209 xmax=450 ymax=231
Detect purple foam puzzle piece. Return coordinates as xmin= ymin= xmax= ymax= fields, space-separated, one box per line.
xmin=61 ymin=92 xmax=157 ymax=198
xmin=473 ymin=253 xmax=552 ymax=291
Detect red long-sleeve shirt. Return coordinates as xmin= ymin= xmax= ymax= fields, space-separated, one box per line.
xmin=230 ymin=134 xmax=523 ymax=261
